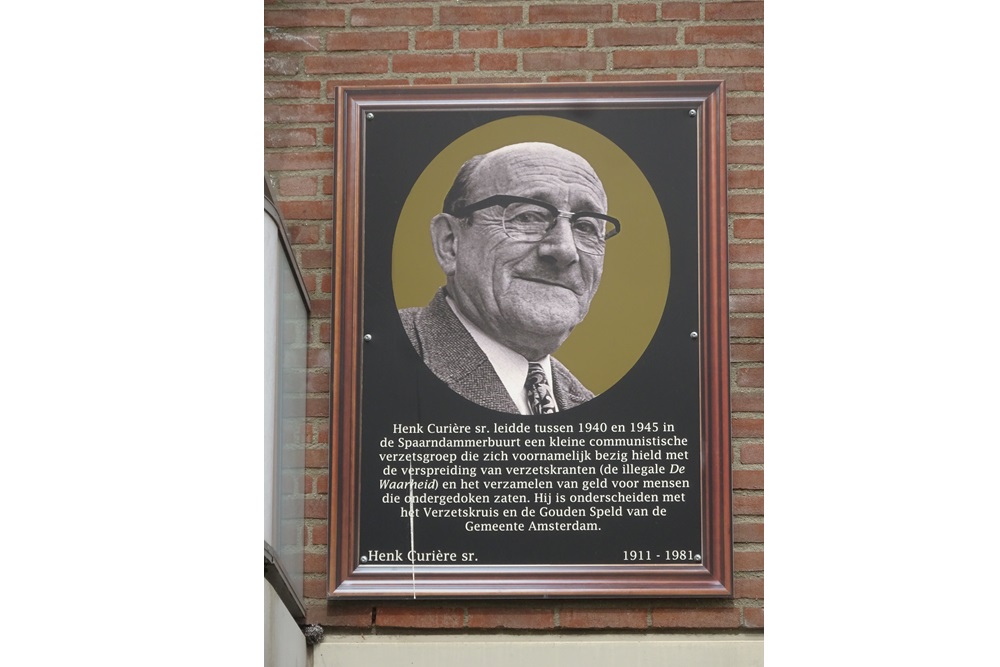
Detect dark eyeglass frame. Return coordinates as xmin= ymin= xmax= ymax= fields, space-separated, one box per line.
xmin=452 ymin=195 xmax=621 ymax=252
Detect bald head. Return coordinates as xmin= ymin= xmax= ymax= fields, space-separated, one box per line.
xmin=443 ymin=143 xmax=607 ymax=216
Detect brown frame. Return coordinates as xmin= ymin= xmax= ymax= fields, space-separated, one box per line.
xmin=328 ymin=82 xmax=731 ymax=598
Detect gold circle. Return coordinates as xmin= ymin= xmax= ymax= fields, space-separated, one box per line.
xmin=391 ymin=115 xmax=670 ymax=395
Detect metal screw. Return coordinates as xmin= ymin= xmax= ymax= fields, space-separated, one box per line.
xmin=360 ymin=555 xmax=368 ymax=563
xmin=695 ymin=554 xmax=702 ymax=561
xmin=363 ymin=333 xmax=372 ymax=342
xmin=366 ymin=112 xmax=374 ymax=121
xmin=690 ymin=331 xmax=698 ymax=339
xmin=689 ymin=109 xmax=696 ymax=117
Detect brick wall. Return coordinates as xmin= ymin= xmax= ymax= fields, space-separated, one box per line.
xmin=265 ymin=0 xmax=763 ymax=632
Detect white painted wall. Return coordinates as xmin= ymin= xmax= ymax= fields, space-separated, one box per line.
xmin=313 ymin=633 xmax=763 ymax=667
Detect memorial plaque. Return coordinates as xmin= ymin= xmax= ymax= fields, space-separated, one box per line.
xmin=328 ymin=82 xmax=732 ymax=597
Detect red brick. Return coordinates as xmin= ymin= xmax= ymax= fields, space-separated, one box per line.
xmin=309 ymin=522 xmax=328 ymax=546
xmin=279 ymin=177 xmax=318 ymax=198
xmin=351 ymin=8 xmax=433 ymax=27
xmin=299 ymin=249 xmax=331 ymax=269
xmin=441 ymin=6 xmax=522 ymax=25
xmin=560 ymin=607 xmax=646 ymax=629
xmin=727 ymin=95 xmax=764 ymax=115
xmin=596 ymin=26 xmax=677 ymax=46
xmin=735 ymin=550 xmax=764 ymax=572
xmin=729 ymin=169 xmax=763 ymax=189
xmin=459 ymin=30 xmax=498 ymax=48
xmin=460 ymin=75 xmax=544 ymax=84
xmin=264 ymin=55 xmax=299 ymax=76
xmin=321 ymin=126 xmax=335 ymax=145
xmin=619 ymin=4 xmax=657 ymax=22
xmin=548 ymin=75 xmax=588 ymax=82
xmin=322 ymin=175 xmax=334 ymax=195
xmin=650 ymin=607 xmax=740 ymax=628
xmin=306 ymin=603 xmax=372 ymax=628
xmin=730 ymin=294 xmax=762 ymax=314
xmin=732 ymin=121 xmax=764 ymax=141
xmin=731 ymin=342 xmax=763 ymax=362
xmin=733 ymin=218 xmax=763 ymax=239
xmin=307 ymin=345 xmax=330 ymax=368
xmin=480 ymin=53 xmax=518 ymax=70
xmin=327 ymin=31 xmax=408 ymax=51
xmin=731 ymin=391 xmax=762 ymax=412
xmin=304 ymin=54 xmax=388 ymax=74
xmin=729 ymin=194 xmax=763 ymax=214
xmin=735 ymin=577 xmax=763 ymax=599
xmin=264 ymin=151 xmax=333 ymax=172
xmin=320 ymin=273 xmax=333 ymax=293
xmin=306 ymin=296 xmax=333 ymax=318
xmin=265 ymin=81 xmax=322 ymax=99
xmin=685 ymin=25 xmax=764 ymax=44
xmin=377 ymin=606 xmax=464 ymax=628
xmin=733 ymin=470 xmax=764 ymax=491
xmin=661 ymin=2 xmax=701 ymax=19
xmin=264 ymin=33 xmax=324 ymax=52
xmin=287 ymin=218 xmax=322 ymax=242
xmin=593 ymin=72 xmax=678 ymax=81
xmin=304 ymin=446 xmax=329 ymax=467
xmin=416 ymin=30 xmax=453 ymax=50
xmin=302 ymin=576 xmax=327 ymax=599
xmin=613 ymin=50 xmax=697 ymax=68
xmin=303 ymin=552 xmax=327 ymax=574
xmin=304 ymin=498 xmax=327 ymax=519
xmin=523 ymin=51 xmax=606 ymax=71
xmin=736 ymin=367 xmax=763 ymax=388
xmin=740 ymin=443 xmax=764 ymax=464
xmin=265 ymin=104 xmax=334 ymax=123
xmin=732 ymin=416 xmax=763 ymax=437
xmin=265 ymin=128 xmax=316 ymax=149
xmin=467 ymin=607 xmax=556 ymax=629
xmin=301 ymin=273 xmax=317 ymax=293
xmin=729 ymin=242 xmax=763 ymax=263
xmin=265 ymin=9 xmax=345 ymax=27
xmin=705 ymin=2 xmax=764 ymax=20
xmin=307 ymin=370 xmax=330 ymax=393
xmin=730 ymin=316 xmax=763 ymax=338
xmin=280 ymin=200 xmax=333 ymax=221
xmin=729 ymin=145 xmax=764 ymax=165
xmin=530 ymin=5 xmax=613 ymax=23
xmin=505 ymin=28 xmax=588 ymax=48
xmin=688 ymin=71 xmax=764 ymax=92
xmin=734 ymin=522 xmax=763 ymax=543
xmin=394 ymin=53 xmax=475 ymax=72
xmin=744 ymin=607 xmax=764 ymax=628
xmin=315 ymin=473 xmax=329 ymax=494
xmin=730 ymin=267 xmax=762 ymax=289
xmin=705 ymin=47 xmax=764 ymax=67
xmin=319 ymin=322 xmax=332 ymax=344
xmin=733 ymin=493 xmax=763 ymax=515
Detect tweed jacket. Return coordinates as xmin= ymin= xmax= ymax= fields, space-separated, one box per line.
xmin=398 ymin=289 xmax=594 ymax=414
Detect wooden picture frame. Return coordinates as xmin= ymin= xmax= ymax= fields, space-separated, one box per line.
xmin=328 ymin=82 xmax=731 ymax=598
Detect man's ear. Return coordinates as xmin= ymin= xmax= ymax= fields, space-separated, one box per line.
xmin=430 ymin=213 xmax=462 ymax=276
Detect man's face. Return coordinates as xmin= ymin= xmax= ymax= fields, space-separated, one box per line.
xmin=447 ymin=143 xmax=607 ymax=359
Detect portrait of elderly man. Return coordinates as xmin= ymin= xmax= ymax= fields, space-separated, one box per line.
xmin=399 ymin=142 xmax=620 ymax=415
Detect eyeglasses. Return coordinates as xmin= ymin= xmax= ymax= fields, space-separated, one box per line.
xmin=452 ymin=195 xmax=621 ymax=256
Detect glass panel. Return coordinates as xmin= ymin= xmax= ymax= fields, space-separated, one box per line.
xmin=264 ymin=212 xmax=307 ymax=603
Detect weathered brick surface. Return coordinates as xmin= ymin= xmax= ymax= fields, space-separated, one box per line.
xmin=264 ymin=0 xmax=764 ymax=634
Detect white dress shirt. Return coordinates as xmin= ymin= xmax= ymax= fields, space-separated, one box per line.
xmin=446 ymin=296 xmax=556 ymax=415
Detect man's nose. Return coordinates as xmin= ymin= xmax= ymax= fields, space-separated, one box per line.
xmin=537 ymin=215 xmax=580 ymax=267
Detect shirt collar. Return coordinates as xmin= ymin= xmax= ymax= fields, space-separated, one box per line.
xmin=445 ymin=295 xmax=554 ymax=415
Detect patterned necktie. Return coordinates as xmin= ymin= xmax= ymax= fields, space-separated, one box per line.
xmin=525 ymin=361 xmax=557 ymax=415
